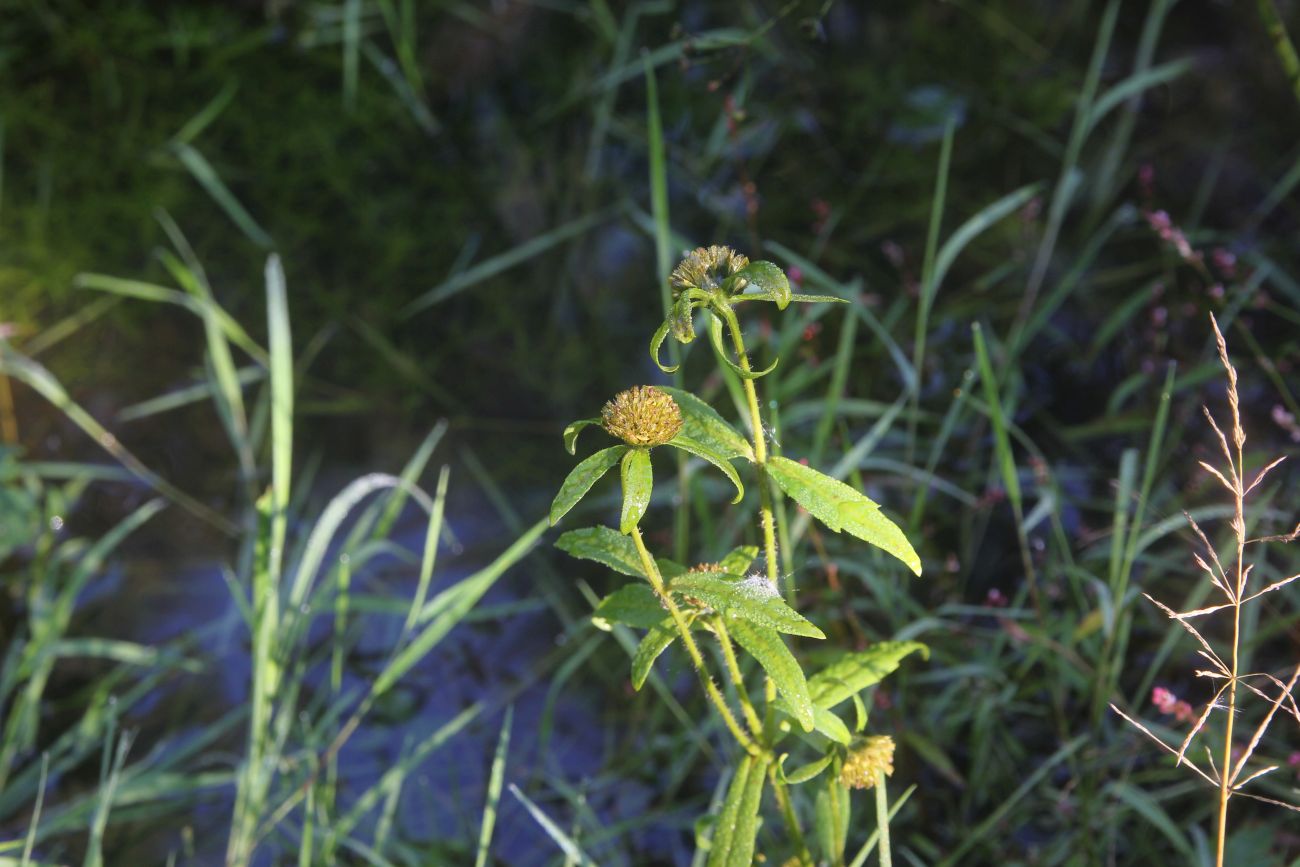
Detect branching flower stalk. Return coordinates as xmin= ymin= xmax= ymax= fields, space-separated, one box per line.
xmin=1113 ymin=314 xmax=1300 ymax=867
xmin=551 ymin=247 xmax=926 ymax=865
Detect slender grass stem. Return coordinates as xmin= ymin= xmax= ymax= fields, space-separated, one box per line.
xmin=629 ymin=525 xmax=759 ymax=755
xmin=1216 ymin=440 xmax=1246 ymax=867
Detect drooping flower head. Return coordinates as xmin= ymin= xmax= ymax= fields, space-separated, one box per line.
xmin=601 ymin=386 xmax=683 ymax=448
xmin=840 ymin=735 xmax=895 ymax=790
xmin=670 ymin=245 xmax=749 ymax=299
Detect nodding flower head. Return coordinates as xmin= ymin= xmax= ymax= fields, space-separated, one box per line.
xmin=670 ymin=246 xmax=749 ymax=298
xmin=841 ymin=735 xmax=895 ymax=790
xmin=601 ymin=386 xmax=683 ymax=448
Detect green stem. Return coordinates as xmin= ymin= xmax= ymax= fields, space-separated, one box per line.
xmin=719 ymin=306 xmax=781 ymax=591
xmin=629 ymin=526 xmax=759 ymax=755
xmin=1258 ymin=0 xmax=1300 ymax=107
xmin=875 ymin=771 xmax=893 ymax=867
xmin=712 ymin=616 xmax=765 ymax=738
xmin=770 ymin=763 xmax=814 ymax=867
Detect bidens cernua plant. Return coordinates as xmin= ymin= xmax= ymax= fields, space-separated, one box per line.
xmin=549 ymin=246 xmax=926 ymax=866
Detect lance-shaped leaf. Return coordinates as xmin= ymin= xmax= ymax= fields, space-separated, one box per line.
xmin=671 ymin=572 xmax=825 ymax=639
xmin=550 ymin=446 xmax=626 ymax=526
xmin=780 ymin=752 xmax=835 ymax=785
xmin=775 ymin=699 xmax=852 ymax=746
xmin=718 ymin=545 xmax=759 ymax=575
xmin=631 ymin=617 xmax=678 ymax=689
xmin=655 ymin=386 xmax=753 ymax=461
xmin=563 ymin=418 xmax=602 ymax=455
xmin=789 ymin=293 xmax=848 ymax=304
xmin=592 ymin=584 xmax=664 ymax=630
xmin=731 ymin=260 xmax=791 ymax=309
xmin=707 ymin=754 xmax=769 ymax=867
xmin=709 ymin=312 xmax=778 ymax=380
xmin=649 ymin=315 xmax=680 ymax=374
xmin=728 ymin=620 xmax=814 ymax=731
xmin=808 ymin=641 xmax=928 ymax=709
xmin=555 ymin=526 xmax=643 ymax=576
xmin=668 ymin=434 xmax=743 ymax=503
xmin=619 ymin=448 xmax=653 ymax=534
xmin=767 ymin=456 xmax=922 ymax=576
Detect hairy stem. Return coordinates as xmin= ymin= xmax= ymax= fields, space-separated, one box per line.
xmin=770 ymin=763 xmax=814 ymax=867
xmin=630 ymin=525 xmax=759 ymax=755
xmin=712 ymin=616 xmax=765 ymax=738
xmin=720 ymin=306 xmax=781 ymax=590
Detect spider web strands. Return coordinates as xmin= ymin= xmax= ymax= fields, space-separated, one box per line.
xmin=1111 ymin=704 xmax=1219 ymax=786
xmin=1176 ymin=683 xmax=1230 ymax=769
xmin=1232 ymin=671 xmax=1300 ymax=730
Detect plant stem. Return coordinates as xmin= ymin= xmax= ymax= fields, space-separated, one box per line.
xmin=720 ymin=306 xmax=781 ymax=590
xmin=875 ymin=771 xmax=893 ymax=867
xmin=629 ymin=525 xmax=759 ymax=755
xmin=1216 ymin=442 xmax=1246 ymax=867
xmin=770 ymin=763 xmax=814 ymax=867
xmin=712 ymin=616 xmax=765 ymax=738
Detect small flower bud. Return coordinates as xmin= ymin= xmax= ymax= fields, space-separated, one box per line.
xmin=670 ymin=245 xmax=749 ymax=298
xmin=601 ymin=386 xmax=684 ymax=447
xmin=841 ymin=735 xmax=895 ymax=790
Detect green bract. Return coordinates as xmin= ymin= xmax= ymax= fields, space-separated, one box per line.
xmin=651 ymin=248 xmax=846 ymax=379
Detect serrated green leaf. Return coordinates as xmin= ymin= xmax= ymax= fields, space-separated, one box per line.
xmin=767 ymin=455 xmax=921 ymax=576
xmin=592 ymin=584 xmax=664 ymax=630
xmin=631 ymin=617 xmax=677 ymax=689
xmin=656 ymin=386 xmax=753 ymax=461
xmin=550 ymin=446 xmax=626 ymax=526
xmin=619 ymin=448 xmax=653 ymax=534
xmin=707 ymin=755 xmax=769 ymax=867
xmin=728 ymin=620 xmax=814 ymax=731
xmin=717 ymin=545 xmax=759 ymax=575
xmin=555 ymin=526 xmax=644 ymax=576
xmin=808 ymin=641 xmax=928 ymax=709
xmin=563 ymin=418 xmax=602 ymax=455
xmin=668 ymin=433 xmax=743 ymax=503
xmin=671 ymin=572 xmax=825 ymax=639
xmin=733 ymin=260 xmax=791 ymax=310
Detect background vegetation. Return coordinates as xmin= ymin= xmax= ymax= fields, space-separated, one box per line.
xmin=1 ymin=0 xmax=1298 ymax=864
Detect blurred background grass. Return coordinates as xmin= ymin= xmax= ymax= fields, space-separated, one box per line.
xmin=1 ymin=0 xmax=1299 ymax=864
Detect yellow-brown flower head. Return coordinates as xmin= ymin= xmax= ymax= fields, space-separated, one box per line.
xmin=670 ymin=245 xmax=749 ymax=298
xmin=841 ymin=735 xmax=895 ymax=790
xmin=601 ymin=386 xmax=683 ymax=447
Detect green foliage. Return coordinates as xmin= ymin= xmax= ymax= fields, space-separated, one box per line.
xmin=551 ymin=249 xmax=923 ymax=862
xmin=767 ymin=455 xmax=921 ymax=576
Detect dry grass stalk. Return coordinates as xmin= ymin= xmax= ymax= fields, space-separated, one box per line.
xmin=1112 ymin=314 xmax=1300 ymax=867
